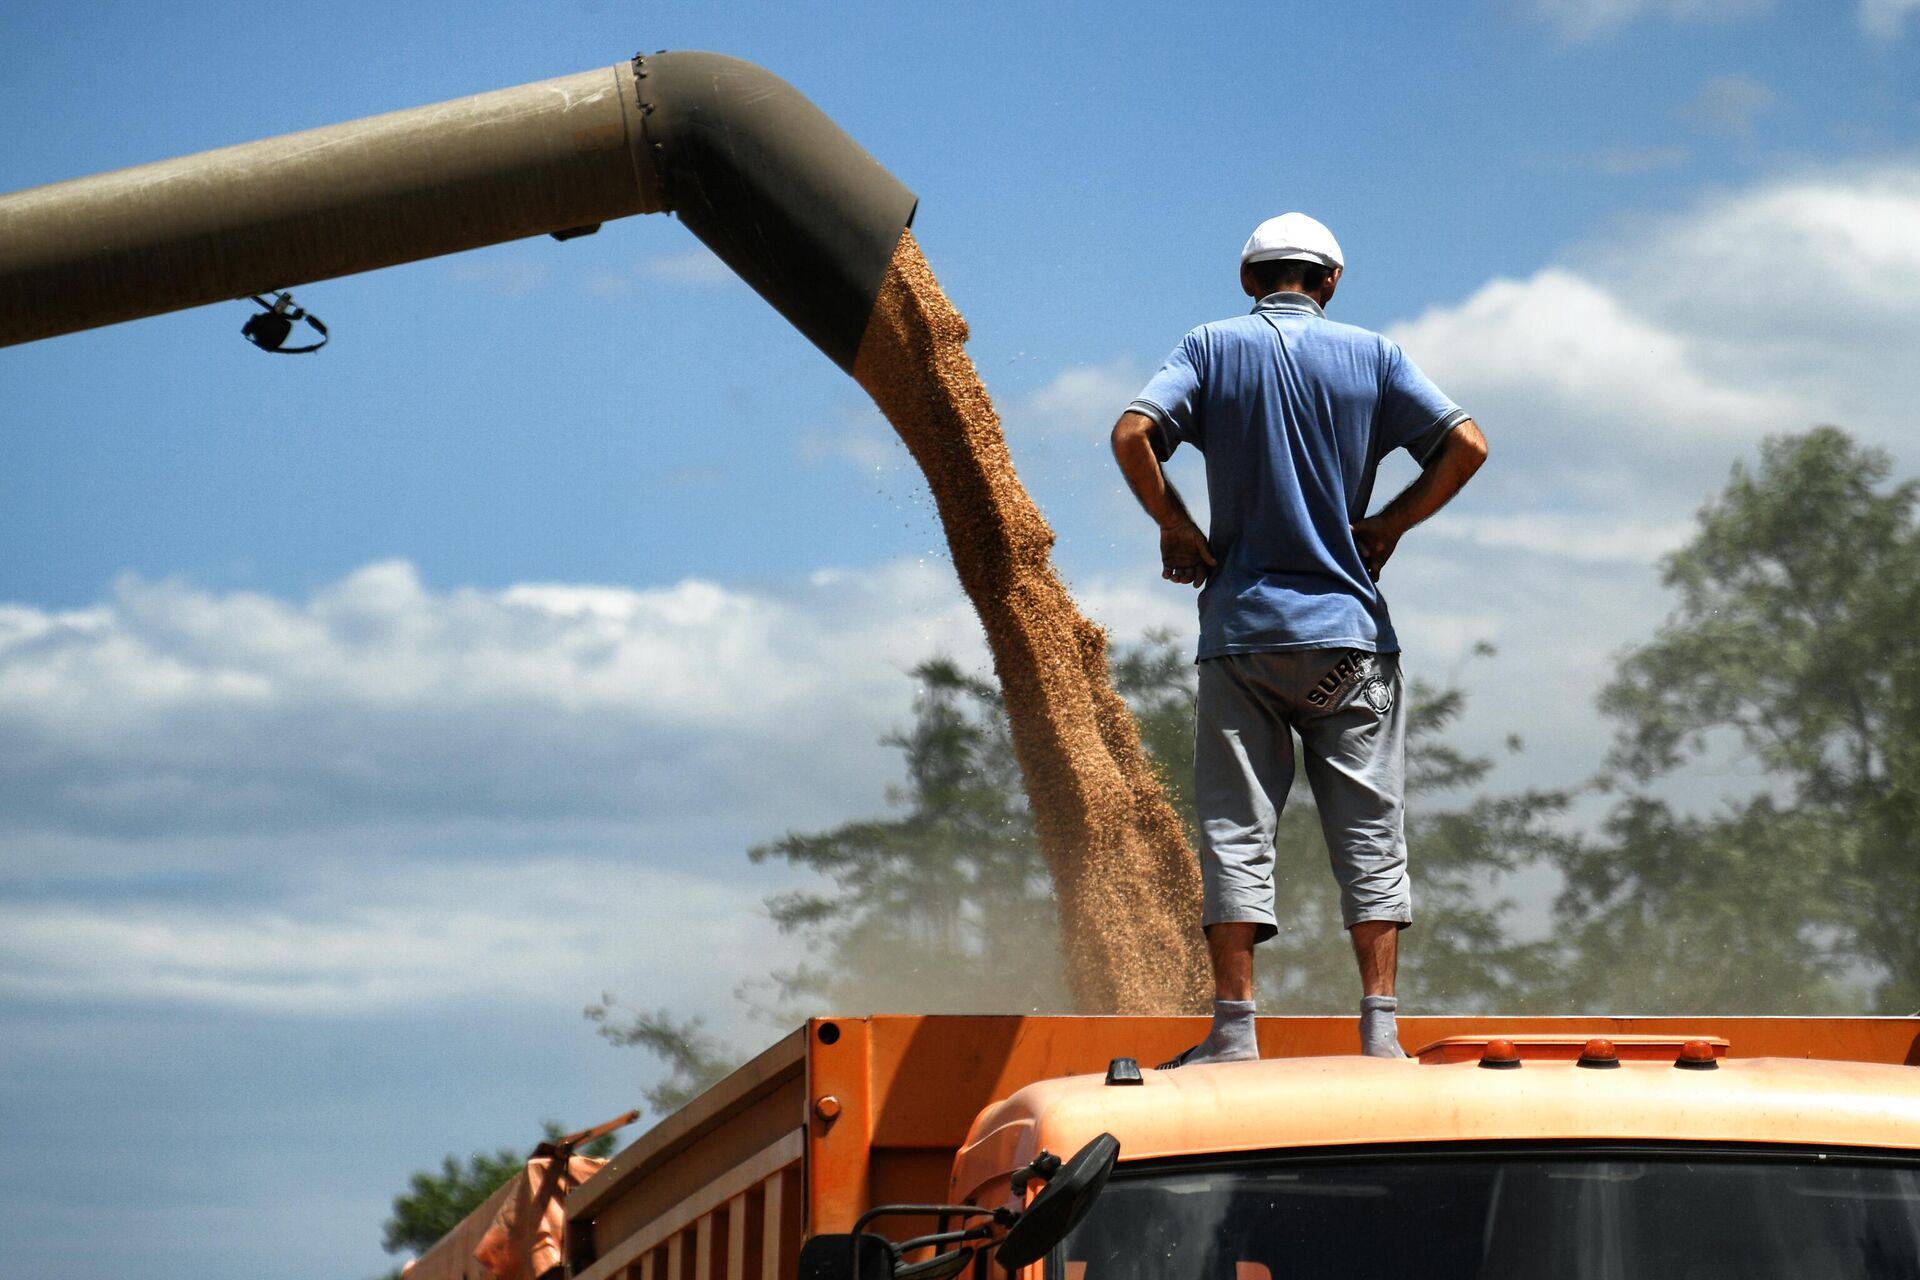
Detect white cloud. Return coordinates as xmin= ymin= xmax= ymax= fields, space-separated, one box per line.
xmin=1861 ymin=0 xmax=1920 ymax=38
xmin=1009 ymin=358 xmax=1142 ymax=440
xmin=1592 ymin=168 xmax=1920 ymax=443
xmin=1430 ymin=513 xmax=1694 ymax=565
xmin=0 ymin=858 xmax=791 ymax=1019
xmin=1391 ymin=267 xmax=1787 ymax=446
xmin=1607 ymin=170 xmax=1920 ymax=313
xmin=1384 ymin=268 xmax=1799 ymax=540
xmin=1520 ymin=0 xmax=1769 ymax=41
xmin=0 ymin=559 xmax=986 ymax=840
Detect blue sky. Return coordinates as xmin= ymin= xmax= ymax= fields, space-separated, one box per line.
xmin=5 ymin=2 xmax=1920 ymax=1277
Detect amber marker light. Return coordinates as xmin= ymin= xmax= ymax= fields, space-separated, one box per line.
xmin=1676 ymin=1039 xmax=1721 ymax=1070
xmin=1479 ymin=1039 xmax=1522 ymax=1069
xmin=1577 ymin=1038 xmax=1621 ymax=1069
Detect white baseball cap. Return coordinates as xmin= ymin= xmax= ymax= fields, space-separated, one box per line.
xmin=1240 ymin=212 xmax=1344 ymax=270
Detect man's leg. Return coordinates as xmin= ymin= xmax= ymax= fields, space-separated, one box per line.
xmin=1297 ymin=652 xmax=1411 ymax=1058
xmin=1349 ymin=920 xmax=1397 ymax=997
xmin=1209 ymin=921 xmax=1259 ymax=1001
xmin=1159 ymin=657 xmax=1290 ymax=1070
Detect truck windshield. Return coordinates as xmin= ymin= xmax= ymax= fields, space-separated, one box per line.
xmin=1059 ymin=1149 xmax=1920 ymax=1280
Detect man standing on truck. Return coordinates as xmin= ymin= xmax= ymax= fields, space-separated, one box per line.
xmin=1111 ymin=213 xmax=1488 ymax=1062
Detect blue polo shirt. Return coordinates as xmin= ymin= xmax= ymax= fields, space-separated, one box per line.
xmin=1130 ymin=292 xmax=1468 ymax=660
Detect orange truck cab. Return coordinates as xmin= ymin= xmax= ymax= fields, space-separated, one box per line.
xmin=412 ymin=1015 xmax=1920 ymax=1280
xmin=953 ymin=1031 xmax=1920 ymax=1278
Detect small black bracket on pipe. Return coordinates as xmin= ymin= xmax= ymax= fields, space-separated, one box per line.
xmin=240 ymin=291 xmax=328 ymax=354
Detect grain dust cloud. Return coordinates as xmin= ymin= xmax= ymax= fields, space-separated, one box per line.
xmin=853 ymin=230 xmax=1210 ymax=1015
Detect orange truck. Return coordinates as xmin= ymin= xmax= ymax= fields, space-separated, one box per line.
xmin=410 ymin=1013 xmax=1920 ymax=1280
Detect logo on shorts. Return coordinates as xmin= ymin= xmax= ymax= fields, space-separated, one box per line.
xmin=1306 ymin=650 xmax=1374 ymax=707
xmin=1363 ymin=676 xmax=1394 ymax=714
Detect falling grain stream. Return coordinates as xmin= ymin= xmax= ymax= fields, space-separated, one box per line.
xmin=853 ymin=231 xmax=1210 ymax=1014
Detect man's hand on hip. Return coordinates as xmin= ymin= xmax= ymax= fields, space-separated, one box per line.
xmin=1162 ymin=519 xmax=1217 ymax=587
xmin=1350 ymin=514 xmax=1403 ymax=581
xmin=1351 ymin=419 xmax=1490 ymax=581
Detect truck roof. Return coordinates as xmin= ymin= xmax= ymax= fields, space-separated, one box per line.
xmin=952 ymin=1043 xmax=1920 ymax=1204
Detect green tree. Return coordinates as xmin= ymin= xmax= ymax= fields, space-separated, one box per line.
xmin=748 ymin=655 xmax=1068 ymax=1016
xmin=1550 ymin=796 xmax=1854 ymax=1011
xmin=1555 ymin=427 xmax=1919 ymax=1010
xmin=582 ymin=1001 xmax=741 ymax=1115
xmin=380 ymin=1121 xmax=618 ymax=1267
xmin=382 ymin=1146 xmax=525 ymax=1260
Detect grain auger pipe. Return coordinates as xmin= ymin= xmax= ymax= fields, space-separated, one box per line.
xmin=0 ymin=51 xmax=918 ymax=370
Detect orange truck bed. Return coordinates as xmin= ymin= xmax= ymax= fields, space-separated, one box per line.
xmin=407 ymin=1014 xmax=1919 ymax=1280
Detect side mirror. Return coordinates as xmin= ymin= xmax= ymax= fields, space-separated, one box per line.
xmin=994 ymin=1133 xmax=1120 ymax=1271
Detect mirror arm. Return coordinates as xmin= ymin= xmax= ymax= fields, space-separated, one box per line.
xmin=896 ymin=1223 xmax=998 ymax=1252
xmin=847 ymin=1205 xmax=1003 ymax=1280
xmin=850 ymin=1204 xmax=1000 ymax=1236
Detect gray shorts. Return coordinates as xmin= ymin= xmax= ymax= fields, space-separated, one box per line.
xmin=1194 ymin=648 xmax=1410 ymax=939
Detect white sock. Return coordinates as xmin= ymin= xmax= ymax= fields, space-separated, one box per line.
xmin=1360 ymin=995 xmax=1408 ymax=1058
xmin=1158 ymin=999 xmax=1258 ymax=1068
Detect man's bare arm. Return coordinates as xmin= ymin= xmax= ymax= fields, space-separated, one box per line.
xmin=1110 ymin=410 xmax=1216 ymax=588
xmin=1351 ymin=418 xmax=1489 ymax=579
